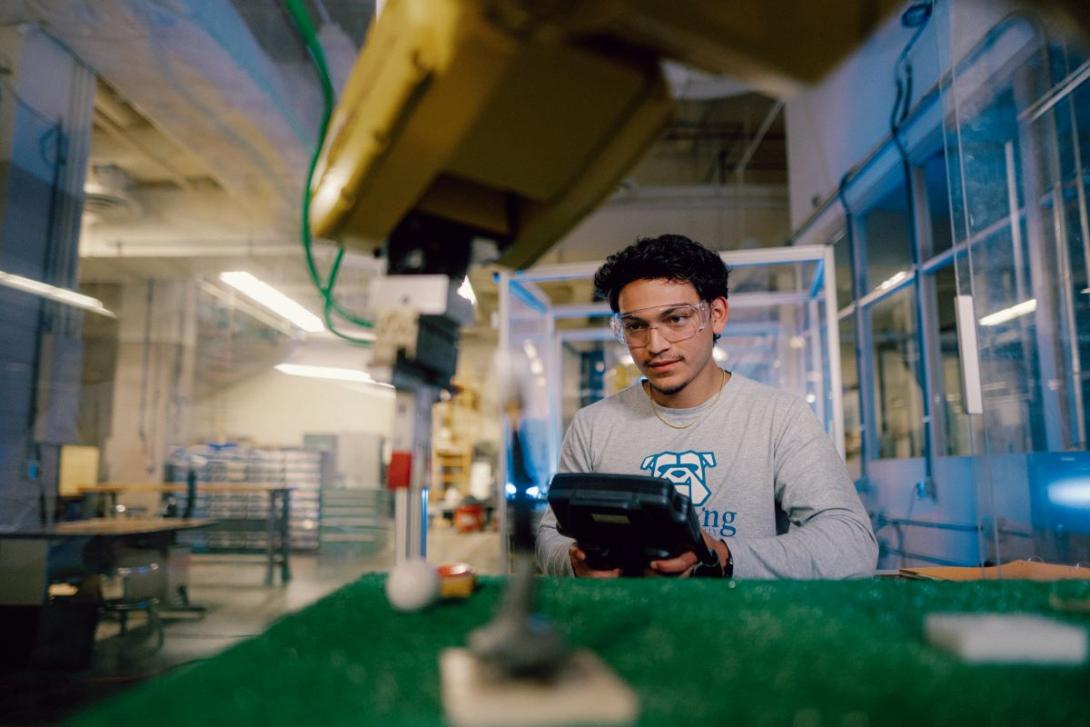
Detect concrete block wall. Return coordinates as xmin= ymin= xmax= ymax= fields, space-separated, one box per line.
xmin=0 ymin=25 xmax=94 ymax=528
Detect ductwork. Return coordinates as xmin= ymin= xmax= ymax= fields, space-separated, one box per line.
xmin=3 ymin=0 xmax=358 ymax=227
xmin=83 ymin=164 xmax=140 ymax=223
xmin=662 ymin=61 xmax=749 ymax=101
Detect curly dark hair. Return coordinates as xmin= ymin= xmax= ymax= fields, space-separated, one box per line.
xmin=593 ymin=234 xmax=729 ymax=313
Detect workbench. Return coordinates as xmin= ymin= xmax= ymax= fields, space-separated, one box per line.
xmin=79 ymin=484 xmax=295 ymax=584
xmin=66 ymin=575 xmax=1090 ymax=726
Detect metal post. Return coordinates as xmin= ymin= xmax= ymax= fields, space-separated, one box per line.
xmin=1064 ymin=82 xmax=1090 ymax=446
xmin=393 ymin=487 xmax=410 ymax=562
xmin=496 ymin=271 xmax=511 ymax=571
xmin=911 ymin=164 xmax=949 ymax=462
xmin=822 ymin=247 xmax=845 ymax=458
xmin=904 ymin=163 xmax=936 ymax=497
xmin=848 ymin=210 xmax=879 ymax=472
xmin=280 ymin=490 xmax=292 ymax=583
xmin=1031 ymin=76 xmax=1086 ymax=449
xmin=390 ymin=387 xmax=435 ymax=563
xmin=545 ymin=310 xmax=560 ymax=482
xmin=1014 ymin=68 xmax=1069 ymax=451
xmin=1004 ymin=141 xmax=1041 ymax=447
xmin=391 ymin=391 xmax=408 ymax=562
xmin=807 ymin=298 xmax=827 ymax=431
xmin=265 ymin=490 xmax=275 ymax=585
xmin=1050 ymin=181 xmax=1086 ymax=448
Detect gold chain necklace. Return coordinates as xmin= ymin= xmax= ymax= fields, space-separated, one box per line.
xmin=645 ymin=370 xmax=727 ymax=430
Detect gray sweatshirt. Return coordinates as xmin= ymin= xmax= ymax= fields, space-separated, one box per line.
xmin=536 ymin=372 xmax=878 ymax=578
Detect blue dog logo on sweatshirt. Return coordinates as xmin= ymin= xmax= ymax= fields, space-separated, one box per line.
xmin=640 ymin=450 xmax=716 ymax=507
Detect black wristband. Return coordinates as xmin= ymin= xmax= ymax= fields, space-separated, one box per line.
xmin=692 ymin=540 xmax=732 ymax=578
xmin=722 ymin=540 xmax=734 ymax=579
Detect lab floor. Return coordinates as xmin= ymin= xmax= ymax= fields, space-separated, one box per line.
xmin=0 ymin=528 xmax=502 ymax=726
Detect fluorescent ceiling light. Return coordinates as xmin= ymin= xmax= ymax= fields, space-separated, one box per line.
xmin=458 ymin=276 xmax=477 ymax=306
xmin=0 ymin=269 xmax=115 ymax=317
xmin=979 ymin=299 xmax=1036 ymax=327
xmin=220 ymin=272 xmax=323 ymax=333
xmin=877 ymin=270 xmax=910 ymax=291
xmin=274 ymin=363 xmax=394 ymax=388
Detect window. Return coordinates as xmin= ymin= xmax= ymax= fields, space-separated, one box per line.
xmin=1054 ymin=47 xmax=1090 ymax=449
xmin=931 ymin=264 xmax=973 ymax=455
xmin=869 ymin=287 xmax=924 ymax=458
xmin=971 ymin=226 xmax=1045 ymax=454
xmin=861 ymin=182 xmax=913 ymax=292
xmin=832 ymin=230 xmax=854 ymax=308
xmin=923 ymin=152 xmax=954 ymax=256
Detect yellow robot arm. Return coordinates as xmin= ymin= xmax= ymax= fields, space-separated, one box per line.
xmin=309 ymin=0 xmax=904 ymax=273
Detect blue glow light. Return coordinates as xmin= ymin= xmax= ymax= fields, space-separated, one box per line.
xmin=1047 ymin=479 xmax=1090 ymax=509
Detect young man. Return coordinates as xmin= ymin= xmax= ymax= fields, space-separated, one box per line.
xmin=536 ymin=235 xmax=877 ymax=578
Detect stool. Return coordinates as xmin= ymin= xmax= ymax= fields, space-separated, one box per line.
xmin=100 ymin=561 xmax=165 ymax=652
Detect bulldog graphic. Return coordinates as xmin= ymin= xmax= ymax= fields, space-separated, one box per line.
xmin=639 ymin=450 xmax=717 ymax=507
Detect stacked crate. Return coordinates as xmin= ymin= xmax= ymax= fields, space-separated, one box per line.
xmin=319 ymin=488 xmax=390 ymax=554
xmin=167 ymin=444 xmax=325 ymax=552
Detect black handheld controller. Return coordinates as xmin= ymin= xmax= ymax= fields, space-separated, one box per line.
xmin=547 ymin=472 xmax=716 ymax=576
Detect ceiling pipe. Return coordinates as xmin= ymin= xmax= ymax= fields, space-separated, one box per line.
xmin=92 ymin=88 xmax=142 ymax=128
xmin=733 ymin=99 xmax=784 ymax=179
xmin=93 ymin=112 xmax=195 ymax=191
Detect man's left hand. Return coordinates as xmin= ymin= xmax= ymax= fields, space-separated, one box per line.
xmin=648 ymin=531 xmax=730 ymax=577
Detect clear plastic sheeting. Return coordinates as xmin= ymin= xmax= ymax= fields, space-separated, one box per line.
xmin=1 ymin=0 xmax=365 ymax=227
xmin=939 ymin=0 xmax=1090 ymax=566
xmin=495 ymin=245 xmax=844 ymax=526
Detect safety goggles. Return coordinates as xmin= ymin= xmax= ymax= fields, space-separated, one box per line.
xmin=610 ymin=301 xmax=710 ymax=346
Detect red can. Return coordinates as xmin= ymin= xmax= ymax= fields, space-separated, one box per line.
xmin=453 ymin=503 xmax=484 ymax=533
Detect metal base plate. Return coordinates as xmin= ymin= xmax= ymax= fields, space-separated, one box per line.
xmin=440 ymin=648 xmax=639 ymax=727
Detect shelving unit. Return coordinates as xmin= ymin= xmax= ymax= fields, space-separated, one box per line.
xmin=431 ymin=381 xmax=483 ymax=503
xmin=166 ymin=444 xmax=327 ymax=552
xmin=319 ymin=488 xmax=389 ymax=551
xmin=432 ymin=446 xmax=473 ymax=500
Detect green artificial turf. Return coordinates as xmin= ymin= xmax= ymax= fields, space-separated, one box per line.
xmin=68 ymin=576 xmax=1090 ymax=726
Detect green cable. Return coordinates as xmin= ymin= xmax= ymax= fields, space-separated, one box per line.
xmin=323 ymin=294 xmax=375 ymax=345
xmin=282 ymin=0 xmax=333 ymax=293
xmin=283 ymin=0 xmax=375 ymax=344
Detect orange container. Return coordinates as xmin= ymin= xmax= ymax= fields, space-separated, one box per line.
xmin=453 ymin=503 xmax=484 ymax=533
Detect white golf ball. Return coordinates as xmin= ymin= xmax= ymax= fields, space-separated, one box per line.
xmin=385 ymin=558 xmax=440 ymax=612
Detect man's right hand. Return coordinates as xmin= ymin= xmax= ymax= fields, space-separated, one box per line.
xmin=569 ymin=544 xmax=621 ymax=578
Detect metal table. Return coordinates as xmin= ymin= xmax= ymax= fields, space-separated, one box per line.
xmin=79 ymin=484 xmax=295 ymax=584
